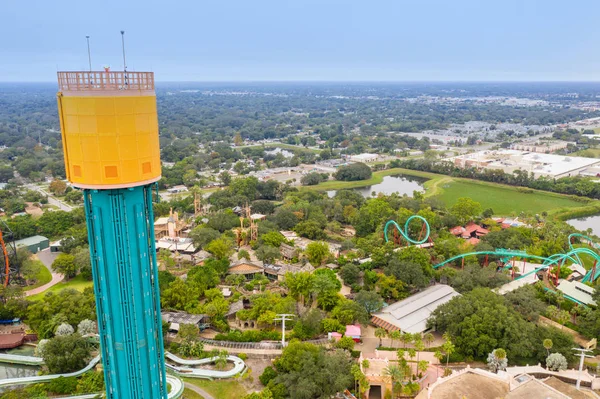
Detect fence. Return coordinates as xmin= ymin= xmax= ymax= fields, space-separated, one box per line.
xmin=200 ymin=337 xmax=330 ymax=350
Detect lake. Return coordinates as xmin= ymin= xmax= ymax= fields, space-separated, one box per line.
xmin=327 ymin=174 xmax=427 ymax=198
xmin=567 ymin=215 xmax=600 ymax=237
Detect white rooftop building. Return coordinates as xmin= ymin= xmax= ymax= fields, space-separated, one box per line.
xmin=371 ymin=284 xmax=460 ymax=333
xmin=556 ymin=280 xmax=597 ymax=306
xmin=448 ymin=150 xmax=600 ymax=178
xmin=349 ymin=153 xmax=379 ymax=163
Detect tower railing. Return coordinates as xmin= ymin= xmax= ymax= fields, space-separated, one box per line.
xmin=57 ymin=71 xmax=154 ymax=91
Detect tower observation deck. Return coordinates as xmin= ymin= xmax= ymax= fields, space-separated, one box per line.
xmin=56 ymin=70 xmax=167 ymax=399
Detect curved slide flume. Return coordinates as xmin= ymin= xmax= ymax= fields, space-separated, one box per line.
xmin=165 ymin=352 xmax=246 ymax=379
xmin=0 ymin=354 xmax=185 ymax=399
xmin=384 ymin=216 xmax=431 ymax=245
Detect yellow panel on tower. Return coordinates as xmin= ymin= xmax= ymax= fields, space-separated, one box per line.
xmin=56 ymin=71 xmax=161 ymax=189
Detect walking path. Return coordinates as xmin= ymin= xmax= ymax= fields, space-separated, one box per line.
xmin=184 ymin=382 xmax=214 ymax=399
xmin=25 ymin=249 xmax=63 ymax=297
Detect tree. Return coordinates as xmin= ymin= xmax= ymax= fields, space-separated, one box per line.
xmin=260 ymin=231 xmax=286 ymax=248
xmin=189 ymin=227 xmax=221 ymax=249
xmin=20 ymin=258 xmax=43 ymax=285
xmin=273 ymin=342 xmax=354 ymax=399
xmin=273 ymin=208 xmax=299 ymax=230
xmin=294 ymin=221 xmax=326 ymax=240
xmin=238 ymin=249 xmax=251 ymax=261
xmin=0 ymin=166 xmax=13 ymax=183
xmin=301 ymin=172 xmax=324 ymax=186
xmin=375 ymin=328 xmax=387 ymax=347
xmin=42 ymin=333 xmax=92 ymax=373
xmin=442 ymin=332 xmax=455 ymax=368
xmin=256 ymin=245 xmax=281 ymax=263
xmin=335 ymin=336 xmax=355 ymax=351
xmin=55 ymin=323 xmax=74 ymax=336
xmin=205 ymin=237 xmax=234 ymax=260
xmin=161 ymin=278 xmax=199 ymax=310
xmin=546 ymin=353 xmax=568 ymax=371
xmin=65 ymin=190 xmax=83 ymax=204
xmin=305 ymin=242 xmax=329 ymax=266
xmin=450 ymin=197 xmax=482 ymax=225
xmin=177 ymin=323 xmax=200 ymax=343
xmin=260 ymin=366 xmax=278 ymax=386
xmin=49 ymin=180 xmax=67 ymax=196
xmin=77 ymin=319 xmax=96 ymax=336
xmin=486 ymin=348 xmax=507 ymax=373
xmin=334 ymin=163 xmax=372 ymax=181
xmin=72 ymin=246 xmax=92 ymax=280
xmin=355 ymin=290 xmax=384 ymax=314
xmin=543 ymin=339 xmax=553 ymax=357
xmin=331 ymin=298 xmax=369 ymax=326
xmin=340 ymin=264 xmax=360 ymax=286
xmin=52 ymin=253 xmax=77 ymax=279
xmin=383 ymin=364 xmax=404 ymax=399
xmin=284 ymin=272 xmax=314 ymax=304
xmin=424 ymin=332 xmax=434 ymax=349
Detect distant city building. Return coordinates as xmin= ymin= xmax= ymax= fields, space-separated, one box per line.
xmin=511 ymin=140 xmax=570 ymax=154
xmin=348 ymin=153 xmax=379 ymax=163
xmin=448 ymin=150 xmax=600 ymax=178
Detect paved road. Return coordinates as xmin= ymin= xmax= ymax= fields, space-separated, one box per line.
xmin=26 ymin=184 xmax=73 ymax=212
xmin=184 ymin=382 xmax=214 ymax=399
xmin=25 ymin=248 xmax=63 ymax=297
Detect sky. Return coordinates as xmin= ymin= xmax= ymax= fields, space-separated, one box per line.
xmin=2 ymin=0 xmax=600 ymax=82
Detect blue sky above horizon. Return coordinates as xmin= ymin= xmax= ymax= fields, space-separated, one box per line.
xmin=2 ymin=0 xmax=600 ymax=82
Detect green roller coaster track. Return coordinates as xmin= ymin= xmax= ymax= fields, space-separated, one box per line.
xmin=384 ymin=219 xmax=600 ymax=283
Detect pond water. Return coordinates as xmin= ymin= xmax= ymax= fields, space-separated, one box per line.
xmin=567 ymin=215 xmax=600 ymax=237
xmin=327 ymin=174 xmax=427 ymax=198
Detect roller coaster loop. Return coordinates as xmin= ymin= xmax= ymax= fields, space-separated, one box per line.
xmin=384 ymin=216 xmax=431 ymax=245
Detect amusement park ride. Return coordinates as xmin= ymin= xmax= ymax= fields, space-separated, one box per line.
xmin=384 ymin=217 xmax=600 ymax=288
xmin=56 ymin=67 xmax=167 ymax=399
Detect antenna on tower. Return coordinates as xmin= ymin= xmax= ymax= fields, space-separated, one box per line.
xmin=86 ymin=35 xmax=92 ymax=72
xmin=120 ymin=30 xmax=128 ymax=87
xmin=120 ymin=31 xmax=127 ymax=72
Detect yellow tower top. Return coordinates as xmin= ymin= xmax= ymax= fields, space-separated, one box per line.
xmin=57 ymin=71 xmax=161 ymax=189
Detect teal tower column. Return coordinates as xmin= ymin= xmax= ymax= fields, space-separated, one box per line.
xmin=56 ymin=71 xmax=167 ymax=399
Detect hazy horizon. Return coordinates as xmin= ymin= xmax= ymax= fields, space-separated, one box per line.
xmin=3 ymin=0 xmax=600 ymax=82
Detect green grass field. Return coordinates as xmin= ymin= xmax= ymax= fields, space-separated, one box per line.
xmin=570 ymin=147 xmax=600 ymax=158
xmin=182 ymin=388 xmax=205 ymax=399
xmin=431 ymin=179 xmax=587 ymax=215
xmin=27 ymin=274 xmax=93 ymax=302
xmin=182 ymin=379 xmax=246 ymax=399
xmin=23 ymin=260 xmax=52 ymax=291
xmin=303 ymin=167 xmax=594 ymax=217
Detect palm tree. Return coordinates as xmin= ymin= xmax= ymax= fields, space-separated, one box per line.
xmin=415 ymin=338 xmax=425 ymax=363
xmin=375 ymin=328 xmax=387 ymax=348
xmin=434 ymin=350 xmax=444 ymax=378
xmin=442 ymin=332 xmax=455 ymax=369
xmin=423 ymin=332 xmax=434 ymax=349
xmin=556 ymin=291 xmax=565 ymax=310
xmin=400 ymin=332 xmax=411 ymax=348
xmin=543 ymin=339 xmax=553 ymax=357
xmin=383 ymin=364 xmax=404 ymax=399
xmin=390 ymin=330 xmax=402 ymax=348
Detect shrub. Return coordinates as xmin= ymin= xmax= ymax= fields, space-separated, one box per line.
xmin=546 ymin=353 xmax=568 ymax=371
xmin=238 ymin=353 xmax=248 ymax=361
xmin=47 ymin=376 xmax=78 ymax=394
xmin=260 ymin=366 xmax=277 ymax=386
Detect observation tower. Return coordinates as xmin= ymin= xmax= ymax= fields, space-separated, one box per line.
xmin=56 ymin=70 xmax=167 ymax=399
